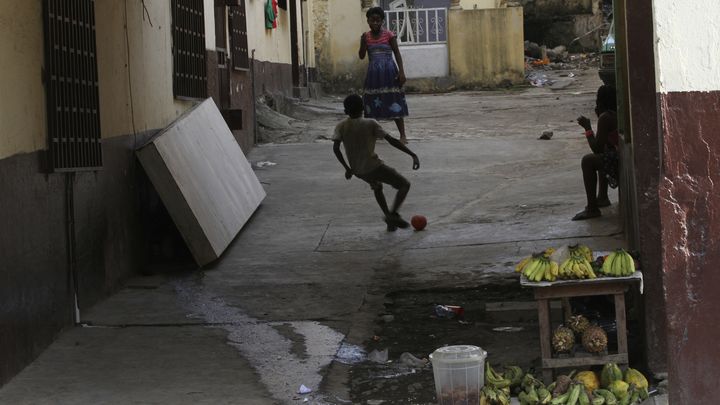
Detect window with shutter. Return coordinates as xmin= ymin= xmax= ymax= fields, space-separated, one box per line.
xmin=172 ymin=0 xmax=208 ymax=99
xmin=43 ymin=0 xmax=103 ymax=171
xmin=229 ymin=2 xmax=249 ymax=71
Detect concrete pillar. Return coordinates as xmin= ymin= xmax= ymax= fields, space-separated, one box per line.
xmin=623 ymin=0 xmax=667 ymax=375
xmin=648 ymin=0 xmax=720 ymax=403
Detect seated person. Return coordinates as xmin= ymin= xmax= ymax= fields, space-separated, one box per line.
xmin=573 ymin=85 xmax=619 ymax=221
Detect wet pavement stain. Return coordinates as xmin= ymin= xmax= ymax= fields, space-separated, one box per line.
xmin=347 ymin=286 xmax=542 ymax=405
xmin=173 ymin=277 xmax=345 ymax=404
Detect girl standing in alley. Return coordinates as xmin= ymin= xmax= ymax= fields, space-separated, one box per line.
xmin=359 ymin=7 xmax=410 ymax=144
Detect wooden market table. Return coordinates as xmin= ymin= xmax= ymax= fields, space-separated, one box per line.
xmin=520 ymin=272 xmax=643 ymax=383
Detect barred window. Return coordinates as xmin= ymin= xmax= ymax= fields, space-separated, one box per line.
xmin=43 ymin=0 xmax=102 ymax=171
xmin=229 ymin=2 xmax=249 ymax=71
xmin=172 ymin=0 xmax=208 ymax=99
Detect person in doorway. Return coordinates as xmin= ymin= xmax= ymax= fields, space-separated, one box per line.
xmin=572 ymin=85 xmax=620 ymax=221
xmin=333 ymin=94 xmax=420 ymax=231
xmin=359 ymin=6 xmax=410 ymax=144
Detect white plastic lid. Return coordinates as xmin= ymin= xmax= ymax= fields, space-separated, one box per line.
xmin=429 ymin=345 xmax=487 ymax=363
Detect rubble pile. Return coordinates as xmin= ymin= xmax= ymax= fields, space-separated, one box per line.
xmin=524 ymin=40 xmax=600 ymax=87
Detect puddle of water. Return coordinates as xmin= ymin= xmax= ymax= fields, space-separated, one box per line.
xmin=174 ymin=279 xmax=345 ymax=404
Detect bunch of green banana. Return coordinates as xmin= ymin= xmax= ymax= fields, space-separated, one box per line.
xmin=549 ymin=383 xmax=588 ymax=405
xmin=519 ymin=373 xmax=541 ymax=392
xmin=518 ymin=384 xmax=553 ymax=405
xmin=485 ymin=363 xmax=512 ymax=389
xmin=522 ymin=255 xmax=560 ymax=282
xmin=593 ymin=386 xmax=645 ymax=405
xmin=558 ymin=255 xmax=597 ymax=280
xmin=594 ymin=389 xmax=618 ymax=405
xmin=625 ymin=386 xmax=647 ymax=404
xmin=569 ymin=244 xmax=593 ymax=262
xmin=480 ymin=385 xmax=511 ymax=405
xmin=601 ymin=250 xmax=636 ymax=277
xmin=503 ymin=365 xmax=524 ymax=389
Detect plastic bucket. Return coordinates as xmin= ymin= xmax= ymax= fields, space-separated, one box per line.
xmin=429 ymin=345 xmax=487 ymax=405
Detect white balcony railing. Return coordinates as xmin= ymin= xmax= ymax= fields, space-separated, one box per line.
xmin=385 ymin=8 xmax=448 ymax=45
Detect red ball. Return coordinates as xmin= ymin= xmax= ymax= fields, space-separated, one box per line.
xmin=411 ymin=215 xmax=427 ymax=231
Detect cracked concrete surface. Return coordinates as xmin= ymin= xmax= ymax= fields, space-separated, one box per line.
xmin=0 ymin=68 xmax=632 ymax=404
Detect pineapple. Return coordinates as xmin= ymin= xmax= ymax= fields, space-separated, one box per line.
xmin=568 ymin=314 xmax=590 ymax=335
xmin=552 ymin=326 xmax=575 ymax=353
xmin=581 ymin=325 xmax=608 ymax=353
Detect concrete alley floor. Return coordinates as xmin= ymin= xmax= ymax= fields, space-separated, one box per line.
xmin=0 ymin=68 xmax=629 ymax=404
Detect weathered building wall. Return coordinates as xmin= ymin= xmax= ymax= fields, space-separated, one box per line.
xmin=96 ymin=1 xmax=196 ymax=138
xmin=403 ymin=44 xmax=449 ymax=79
xmin=245 ymin=0 xmax=306 ymax=96
xmin=314 ymin=0 xmax=367 ymax=92
xmin=650 ymin=1 xmax=720 ymax=403
xmin=315 ymin=2 xmax=524 ymax=92
xmin=0 ymin=0 xmax=222 ymax=386
xmin=460 ymin=0 xmax=506 ymax=8
xmin=0 ymin=2 xmax=46 ymax=160
xmin=448 ymin=8 xmax=525 ymax=88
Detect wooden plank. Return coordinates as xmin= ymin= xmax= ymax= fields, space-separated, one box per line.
xmin=537 ymin=299 xmax=552 ymax=359
xmin=537 ymin=298 xmax=552 ymax=382
xmin=562 ymin=298 xmax=572 ymax=321
xmin=542 ymin=353 xmax=629 ymax=369
xmin=534 ymin=283 xmax=629 ymax=300
xmin=614 ymin=293 xmax=629 ymax=355
xmin=520 ymin=272 xmax=642 ymax=289
xmin=137 ymin=98 xmax=265 ymax=266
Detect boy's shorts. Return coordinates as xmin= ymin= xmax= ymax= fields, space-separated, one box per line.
xmin=356 ymin=164 xmax=410 ymax=190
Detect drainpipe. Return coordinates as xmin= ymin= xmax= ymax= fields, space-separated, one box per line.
xmin=65 ymin=172 xmax=80 ymax=324
xmin=251 ymin=49 xmax=259 ymax=144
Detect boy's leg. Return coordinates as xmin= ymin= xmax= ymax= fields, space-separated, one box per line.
xmin=356 ymin=173 xmax=397 ymax=231
xmin=370 ymin=184 xmax=390 ymax=216
xmin=375 ymin=165 xmax=411 ymax=228
xmin=390 ymin=182 xmax=410 ymax=215
xmin=370 ymin=184 xmax=399 ymax=231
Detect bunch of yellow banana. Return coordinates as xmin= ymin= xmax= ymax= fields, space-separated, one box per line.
xmin=569 ymin=244 xmax=593 ymax=262
xmin=516 ymin=247 xmax=556 ymax=273
xmin=558 ymin=255 xmax=597 ymax=280
xmin=601 ymin=249 xmax=636 ymax=277
xmin=522 ymin=256 xmax=559 ymax=282
xmin=480 ymin=385 xmax=511 ymax=405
